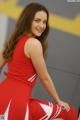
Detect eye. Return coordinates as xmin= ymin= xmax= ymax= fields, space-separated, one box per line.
xmin=34 ymin=19 xmax=40 ymax=23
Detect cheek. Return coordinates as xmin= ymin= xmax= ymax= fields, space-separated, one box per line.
xmin=32 ymin=24 xmax=37 ymax=31
xmin=31 ymin=24 xmax=35 ymax=32
xmin=45 ymin=25 xmax=46 ymax=29
xmin=43 ymin=25 xmax=46 ymax=31
xmin=31 ymin=25 xmax=37 ymax=34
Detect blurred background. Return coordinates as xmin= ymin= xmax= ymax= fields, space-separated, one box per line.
xmin=0 ymin=0 xmax=80 ymax=111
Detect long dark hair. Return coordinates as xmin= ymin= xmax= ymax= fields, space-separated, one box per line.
xmin=3 ymin=2 xmax=49 ymax=59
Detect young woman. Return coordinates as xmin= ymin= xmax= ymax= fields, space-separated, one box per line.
xmin=0 ymin=2 xmax=78 ymax=120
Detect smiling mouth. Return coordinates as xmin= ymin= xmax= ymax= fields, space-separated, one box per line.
xmin=37 ymin=29 xmax=44 ymax=34
xmin=36 ymin=28 xmax=44 ymax=33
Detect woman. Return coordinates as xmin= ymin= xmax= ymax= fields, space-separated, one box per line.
xmin=0 ymin=2 xmax=78 ymax=120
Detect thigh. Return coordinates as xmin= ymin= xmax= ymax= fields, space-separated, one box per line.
xmin=29 ymin=98 xmax=61 ymax=120
xmin=30 ymin=98 xmax=78 ymax=120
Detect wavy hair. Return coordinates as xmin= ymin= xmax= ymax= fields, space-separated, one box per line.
xmin=3 ymin=2 xmax=49 ymax=59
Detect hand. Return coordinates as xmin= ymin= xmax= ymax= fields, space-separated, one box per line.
xmin=58 ymin=100 xmax=70 ymax=112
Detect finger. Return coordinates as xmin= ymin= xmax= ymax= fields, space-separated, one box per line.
xmin=61 ymin=105 xmax=70 ymax=112
xmin=67 ymin=106 xmax=70 ymax=112
xmin=65 ymin=105 xmax=70 ymax=112
xmin=61 ymin=106 xmax=65 ymax=109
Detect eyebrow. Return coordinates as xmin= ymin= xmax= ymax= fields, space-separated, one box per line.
xmin=34 ymin=18 xmax=47 ymax=21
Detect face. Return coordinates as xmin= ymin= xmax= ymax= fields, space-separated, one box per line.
xmin=30 ymin=10 xmax=47 ymax=37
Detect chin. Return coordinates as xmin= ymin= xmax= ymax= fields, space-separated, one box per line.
xmin=35 ymin=33 xmax=42 ymax=37
xmin=36 ymin=34 xmax=41 ymax=37
xmin=32 ymin=32 xmax=42 ymax=37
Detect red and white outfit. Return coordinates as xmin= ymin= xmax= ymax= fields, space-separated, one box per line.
xmin=0 ymin=34 xmax=78 ymax=120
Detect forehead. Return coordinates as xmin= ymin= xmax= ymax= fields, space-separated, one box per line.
xmin=34 ymin=11 xmax=47 ymax=20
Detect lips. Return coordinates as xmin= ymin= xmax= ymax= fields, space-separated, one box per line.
xmin=36 ymin=28 xmax=44 ymax=33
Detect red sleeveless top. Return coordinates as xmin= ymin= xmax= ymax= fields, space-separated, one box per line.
xmin=6 ymin=34 xmax=37 ymax=87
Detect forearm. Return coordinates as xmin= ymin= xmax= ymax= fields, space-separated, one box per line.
xmin=0 ymin=49 xmax=7 ymax=69
xmin=0 ymin=57 xmax=7 ymax=69
xmin=0 ymin=62 xmax=6 ymax=69
xmin=40 ymin=75 xmax=61 ymax=103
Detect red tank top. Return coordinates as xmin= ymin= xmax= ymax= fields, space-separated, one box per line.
xmin=6 ymin=34 xmax=37 ymax=87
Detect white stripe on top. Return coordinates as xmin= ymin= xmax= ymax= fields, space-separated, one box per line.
xmin=27 ymin=74 xmax=37 ymax=82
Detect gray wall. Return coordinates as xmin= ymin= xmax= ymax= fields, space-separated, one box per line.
xmin=0 ymin=0 xmax=80 ymax=109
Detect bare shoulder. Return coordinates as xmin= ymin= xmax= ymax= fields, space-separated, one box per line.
xmin=24 ymin=37 xmax=43 ymax=58
xmin=25 ymin=37 xmax=42 ymax=49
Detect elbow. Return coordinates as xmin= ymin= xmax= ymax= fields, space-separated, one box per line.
xmin=39 ymin=73 xmax=49 ymax=82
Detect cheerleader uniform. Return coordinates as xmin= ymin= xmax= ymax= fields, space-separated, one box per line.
xmin=0 ymin=34 xmax=78 ymax=120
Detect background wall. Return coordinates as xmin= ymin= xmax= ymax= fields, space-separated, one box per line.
xmin=0 ymin=0 xmax=80 ymax=109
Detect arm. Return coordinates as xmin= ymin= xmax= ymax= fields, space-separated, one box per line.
xmin=0 ymin=49 xmax=7 ymax=69
xmin=24 ymin=38 xmax=60 ymax=103
xmin=24 ymin=38 xmax=70 ymax=111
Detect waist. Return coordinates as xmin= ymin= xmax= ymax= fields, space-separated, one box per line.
xmin=4 ymin=78 xmax=32 ymax=99
xmin=4 ymin=72 xmax=37 ymax=87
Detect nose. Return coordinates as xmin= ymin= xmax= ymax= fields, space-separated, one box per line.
xmin=39 ymin=22 xmax=45 ymax=30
